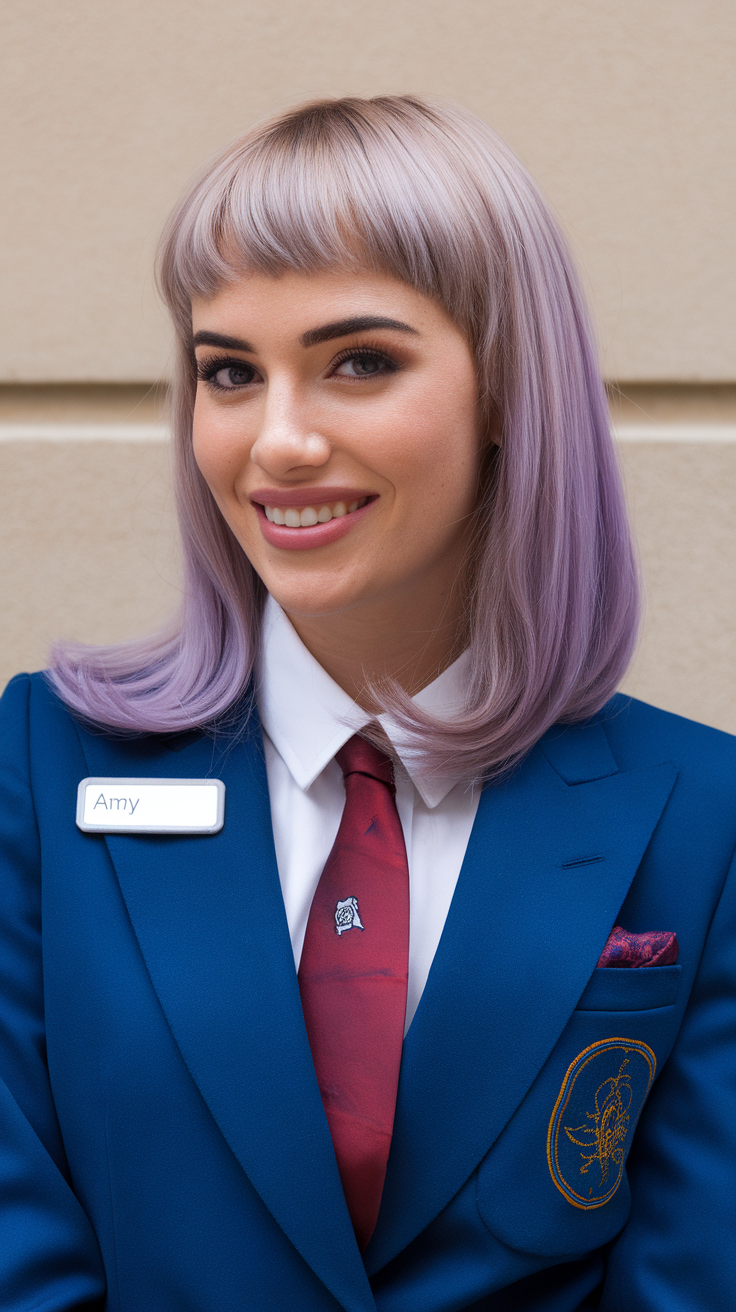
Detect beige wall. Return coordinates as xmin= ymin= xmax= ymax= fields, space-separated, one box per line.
xmin=2 ymin=0 xmax=734 ymax=382
xmin=1 ymin=1 xmax=735 ymax=732
xmin=619 ymin=439 xmax=736 ymax=733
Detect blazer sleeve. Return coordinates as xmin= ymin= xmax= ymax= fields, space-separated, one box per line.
xmin=600 ymin=842 xmax=736 ymax=1310
xmin=0 ymin=674 xmax=106 ymax=1311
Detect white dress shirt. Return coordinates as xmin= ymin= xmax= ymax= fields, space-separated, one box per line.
xmin=257 ymin=596 xmax=481 ymax=1031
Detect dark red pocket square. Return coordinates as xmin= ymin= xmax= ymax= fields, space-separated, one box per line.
xmin=597 ymin=925 xmax=679 ymax=968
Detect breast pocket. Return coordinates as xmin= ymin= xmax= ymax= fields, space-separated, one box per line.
xmin=475 ymin=965 xmax=682 ymax=1258
xmin=576 ymin=963 xmax=681 ymax=1011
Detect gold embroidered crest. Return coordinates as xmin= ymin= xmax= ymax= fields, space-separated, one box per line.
xmin=547 ymin=1038 xmax=656 ymax=1209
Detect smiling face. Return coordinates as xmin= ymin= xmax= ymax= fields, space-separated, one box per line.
xmin=191 ymin=268 xmax=481 ymax=686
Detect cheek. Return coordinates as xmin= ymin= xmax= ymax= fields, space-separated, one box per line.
xmin=386 ymin=394 xmax=480 ymax=514
xmin=191 ymin=401 xmax=218 ymax=484
xmin=191 ymin=409 xmax=248 ymax=500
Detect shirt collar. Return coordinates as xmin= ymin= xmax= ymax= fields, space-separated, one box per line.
xmin=257 ymin=595 xmax=470 ymax=809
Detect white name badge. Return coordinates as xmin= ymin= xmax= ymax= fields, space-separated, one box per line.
xmin=76 ymin=777 xmax=225 ymax=834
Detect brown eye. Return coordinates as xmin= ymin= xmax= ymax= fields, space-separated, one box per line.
xmin=213 ymin=363 xmax=255 ymax=388
xmin=196 ymin=356 xmax=259 ymax=391
xmin=333 ymin=351 xmax=397 ymax=378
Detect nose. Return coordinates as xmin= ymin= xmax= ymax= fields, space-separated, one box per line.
xmin=249 ymin=381 xmax=332 ymax=478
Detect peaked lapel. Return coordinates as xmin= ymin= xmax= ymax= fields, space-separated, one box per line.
xmin=365 ymin=723 xmax=677 ymax=1272
xmin=75 ymin=720 xmax=375 ymax=1312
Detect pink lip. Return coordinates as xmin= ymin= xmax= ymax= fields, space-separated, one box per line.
xmin=249 ymin=486 xmax=374 ymax=509
xmin=252 ymin=498 xmax=377 ymax=551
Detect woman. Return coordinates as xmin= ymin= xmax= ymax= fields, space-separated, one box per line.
xmin=1 ymin=96 xmax=734 ymax=1312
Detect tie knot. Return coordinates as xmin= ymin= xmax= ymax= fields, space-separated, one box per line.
xmin=336 ymin=734 xmax=395 ymax=790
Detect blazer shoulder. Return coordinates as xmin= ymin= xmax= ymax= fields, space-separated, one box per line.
xmin=1 ymin=670 xmax=209 ymax=753
xmin=2 ymin=670 xmax=83 ymax=739
xmin=2 ymin=670 xmax=70 ymax=711
xmin=0 ymin=672 xmax=94 ymax=799
xmin=0 ymin=670 xmax=33 ymax=722
xmin=600 ymin=692 xmax=736 ymax=795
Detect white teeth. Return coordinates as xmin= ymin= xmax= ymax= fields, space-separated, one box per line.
xmin=264 ymin=497 xmax=368 ymax=527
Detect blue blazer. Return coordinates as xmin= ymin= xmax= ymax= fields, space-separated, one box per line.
xmin=1 ymin=671 xmax=735 ymax=1311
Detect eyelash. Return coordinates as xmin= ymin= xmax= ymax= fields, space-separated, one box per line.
xmin=196 ymin=354 xmax=255 ymax=391
xmin=329 ymin=345 xmax=401 ymax=378
xmin=195 ymin=345 xmax=400 ymax=392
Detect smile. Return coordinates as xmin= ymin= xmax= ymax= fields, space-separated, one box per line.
xmin=264 ymin=498 xmax=368 ymax=527
xmin=251 ymin=490 xmax=377 ymax=551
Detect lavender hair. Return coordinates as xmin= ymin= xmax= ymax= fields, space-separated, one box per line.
xmin=49 ymin=95 xmax=640 ymax=781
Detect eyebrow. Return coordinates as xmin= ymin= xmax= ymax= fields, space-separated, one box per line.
xmin=192 ymin=330 xmax=255 ymax=352
xmin=300 ymin=316 xmax=419 ymax=347
xmin=192 ymin=316 xmax=419 ymax=355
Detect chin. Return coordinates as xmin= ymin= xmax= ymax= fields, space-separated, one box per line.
xmin=271 ymin=594 xmax=356 ymax=621
xmin=263 ymin=577 xmax=375 ymax=621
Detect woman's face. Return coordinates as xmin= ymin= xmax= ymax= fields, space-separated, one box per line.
xmin=191 ymin=268 xmax=481 ymax=629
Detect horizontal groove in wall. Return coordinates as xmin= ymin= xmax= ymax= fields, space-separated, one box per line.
xmin=614 ymin=424 xmax=736 ymax=442
xmin=1 ymin=384 xmax=735 ymax=423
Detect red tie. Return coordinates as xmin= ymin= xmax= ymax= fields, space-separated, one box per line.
xmin=298 ymin=735 xmax=410 ymax=1251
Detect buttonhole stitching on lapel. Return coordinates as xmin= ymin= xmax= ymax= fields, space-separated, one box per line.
xmin=558 ymin=855 xmax=605 ymax=869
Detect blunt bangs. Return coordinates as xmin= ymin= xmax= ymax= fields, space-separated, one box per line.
xmin=161 ymin=98 xmax=498 ymax=333
xmin=50 ymin=96 xmax=640 ymax=782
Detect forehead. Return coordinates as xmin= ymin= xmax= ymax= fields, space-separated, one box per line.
xmin=190 ymin=267 xmax=462 ymax=342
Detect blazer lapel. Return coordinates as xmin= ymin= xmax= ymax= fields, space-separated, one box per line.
xmin=365 ymin=722 xmax=677 ymax=1272
xmin=76 ymin=720 xmax=375 ymax=1312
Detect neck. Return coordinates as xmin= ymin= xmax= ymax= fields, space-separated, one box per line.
xmin=283 ymin=585 xmax=468 ymax=712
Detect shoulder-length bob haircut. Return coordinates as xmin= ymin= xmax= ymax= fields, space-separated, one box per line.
xmin=50 ymin=95 xmax=639 ymax=781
